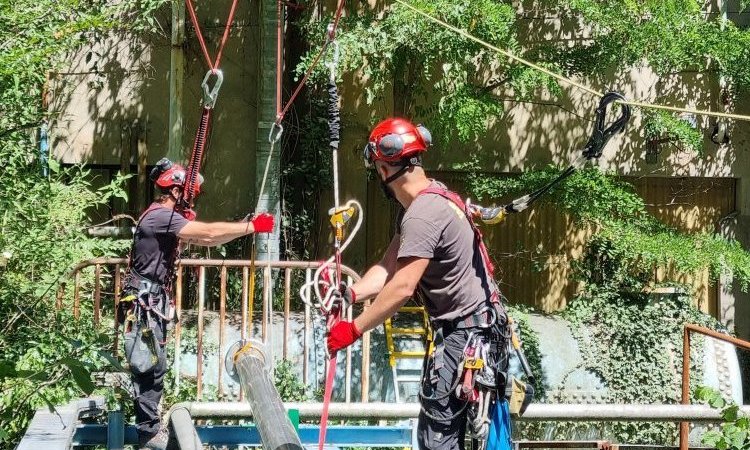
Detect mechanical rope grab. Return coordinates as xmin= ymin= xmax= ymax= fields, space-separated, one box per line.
xmin=470 ymin=93 xmax=631 ymax=224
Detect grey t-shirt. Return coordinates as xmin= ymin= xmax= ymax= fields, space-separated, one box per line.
xmin=131 ymin=204 xmax=189 ymax=284
xmin=397 ymin=181 xmax=494 ymax=321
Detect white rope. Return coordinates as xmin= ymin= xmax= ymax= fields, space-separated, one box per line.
xmin=298 ymin=200 xmax=364 ymax=311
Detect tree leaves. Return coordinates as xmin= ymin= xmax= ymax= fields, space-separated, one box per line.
xmin=697 ymin=387 xmax=750 ymax=450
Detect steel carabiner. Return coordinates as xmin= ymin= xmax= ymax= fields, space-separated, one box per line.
xmin=201 ymin=69 xmax=224 ymax=109
xmin=268 ymin=121 xmax=284 ymax=144
xmin=582 ymin=91 xmax=631 ymax=160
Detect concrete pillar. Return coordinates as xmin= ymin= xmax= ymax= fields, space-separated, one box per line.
xmin=255 ymin=0 xmax=281 ymax=261
xmin=168 ymin=0 xmax=185 ymax=162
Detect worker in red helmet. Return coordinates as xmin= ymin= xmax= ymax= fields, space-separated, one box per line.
xmin=326 ymin=119 xmax=509 ymax=450
xmin=121 ymin=157 xmax=274 ymax=450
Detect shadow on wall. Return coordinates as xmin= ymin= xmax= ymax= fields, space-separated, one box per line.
xmin=50 ymin=1 xmax=262 ymax=221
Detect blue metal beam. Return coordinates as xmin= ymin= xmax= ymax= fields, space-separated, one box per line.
xmin=73 ymin=424 xmax=414 ymax=448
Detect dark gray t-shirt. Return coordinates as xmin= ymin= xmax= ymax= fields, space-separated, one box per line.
xmin=131 ymin=204 xmax=189 ymax=284
xmin=397 ymin=181 xmax=493 ymax=321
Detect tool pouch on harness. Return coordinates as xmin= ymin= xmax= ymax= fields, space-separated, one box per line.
xmin=503 ymin=316 xmax=535 ymax=417
xmin=123 ymin=307 xmax=160 ymax=375
xmin=121 ymin=277 xmax=171 ymax=375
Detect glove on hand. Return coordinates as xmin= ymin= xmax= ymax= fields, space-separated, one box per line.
xmin=332 ymin=282 xmax=357 ymax=309
xmin=250 ymin=213 xmax=275 ymax=233
xmin=327 ymin=320 xmax=362 ymax=356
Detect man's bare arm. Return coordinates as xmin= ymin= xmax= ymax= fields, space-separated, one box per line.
xmin=353 ymin=256 xmax=429 ymax=333
xmin=349 ymin=234 xmax=401 ymax=301
xmin=178 ymin=221 xmax=255 ymax=247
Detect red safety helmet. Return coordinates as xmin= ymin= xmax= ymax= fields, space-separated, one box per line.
xmin=150 ymin=158 xmax=203 ymax=197
xmin=363 ymin=118 xmax=432 ymax=167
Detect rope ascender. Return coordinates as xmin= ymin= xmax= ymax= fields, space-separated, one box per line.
xmin=470 ymin=92 xmax=632 ymax=224
xmin=289 ymin=6 xmax=364 ymax=449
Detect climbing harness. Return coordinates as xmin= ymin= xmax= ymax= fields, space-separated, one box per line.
xmin=469 ymin=92 xmax=631 ymax=224
xmin=182 ymin=0 xmax=239 ymax=208
xmin=412 ymin=186 xmax=513 ymax=447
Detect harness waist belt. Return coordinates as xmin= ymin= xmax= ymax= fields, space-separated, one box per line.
xmin=433 ymin=305 xmax=495 ymax=332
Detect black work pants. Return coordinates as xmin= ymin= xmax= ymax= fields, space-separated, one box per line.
xmin=132 ymin=319 xmax=168 ymax=440
xmin=418 ymin=328 xmax=474 ymax=450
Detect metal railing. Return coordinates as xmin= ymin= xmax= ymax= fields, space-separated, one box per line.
xmin=57 ymin=257 xmax=369 ymax=402
xmin=681 ymin=323 xmax=750 ymax=450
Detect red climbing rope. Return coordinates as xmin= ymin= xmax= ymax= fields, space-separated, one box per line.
xmin=182 ymin=0 xmax=239 ymax=206
xmin=185 ymin=0 xmax=241 ymax=72
xmin=274 ymin=0 xmax=347 ymax=125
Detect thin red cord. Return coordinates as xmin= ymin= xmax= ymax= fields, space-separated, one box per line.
xmin=275 ymin=0 xmax=347 ymax=124
xmin=185 ymin=0 xmax=240 ymax=71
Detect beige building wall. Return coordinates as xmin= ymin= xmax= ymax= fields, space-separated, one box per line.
xmin=50 ymin=1 xmax=750 ymax=322
xmin=51 ymin=2 xmax=262 ymax=221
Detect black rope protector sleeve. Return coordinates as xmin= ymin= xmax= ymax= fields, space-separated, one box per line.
xmin=327 ymin=80 xmax=341 ymax=151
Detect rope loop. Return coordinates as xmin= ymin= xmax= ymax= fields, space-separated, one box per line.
xmin=201 ymin=69 xmax=224 ymax=109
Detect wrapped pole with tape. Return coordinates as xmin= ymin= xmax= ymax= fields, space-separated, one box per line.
xmin=226 ymin=340 xmax=303 ymax=450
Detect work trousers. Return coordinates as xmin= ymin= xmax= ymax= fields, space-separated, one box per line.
xmin=132 ymin=316 xmax=168 ymax=440
xmin=418 ymin=327 xmax=475 ymax=450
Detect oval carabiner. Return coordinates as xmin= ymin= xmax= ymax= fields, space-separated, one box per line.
xmin=201 ymin=69 xmax=224 ymax=109
xmin=268 ymin=121 xmax=284 ymax=144
xmin=582 ymin=91 xmax=631 ymax=159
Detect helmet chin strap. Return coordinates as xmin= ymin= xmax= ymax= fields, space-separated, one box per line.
xmin=383 ymin=156 xmax=422 ymax=184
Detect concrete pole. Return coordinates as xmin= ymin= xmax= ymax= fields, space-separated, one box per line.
xmin=168 ymin=0 xmax=186 ymax=162
xmin=255 ymin=0 xmax=281 ymax=261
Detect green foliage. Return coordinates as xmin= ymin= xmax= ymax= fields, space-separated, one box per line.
xmin=697 ymin=386 xmax=750 ymax=450
xmin=463 ymin=167 xmax=750 ymax=293
xmin=644 ymin=111 xmax=704 ymax=155
xmin=296 ymin=0 xmax=750 ymax=148
xmin=506 ymin=304 xmax=545 ymax=400
xmin=280 ymin=94 xmax=332 ymax=262
xmin=555 ymin=0 xmax=750 ymax=89
xmin=296 ymin=0 xmax=554 ymax=143
xmin=563 ymin=286 xmax=721 ymax=443
xmin=0 ymin=0 xmax=167 ymax=446
xmin=274 ymin=359 xmax=310 ymax=402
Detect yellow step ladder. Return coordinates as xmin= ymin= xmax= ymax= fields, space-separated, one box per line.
xmin=384 ymin=305 xmax=432 ymax=402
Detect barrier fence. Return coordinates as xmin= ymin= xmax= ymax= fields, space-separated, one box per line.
xmin=56 ymin=257 xmax=369 ymax=402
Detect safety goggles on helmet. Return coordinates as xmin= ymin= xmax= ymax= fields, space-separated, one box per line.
xmin=363 ymin=118 xmax=432 ymax=168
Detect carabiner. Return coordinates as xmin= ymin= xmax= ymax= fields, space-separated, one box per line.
xmin=268 ymin=121 xmax=284 ymax=144
xmin=201 ymin=69 xmax=224 ymax=109
xmin=582 ymin=91 xmax=631 ymax=160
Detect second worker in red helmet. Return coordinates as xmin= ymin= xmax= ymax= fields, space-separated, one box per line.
xmin=121 ymin=157 xmax=274 ymax=450
xmin=328 ymin=119 xmax=509 ymax=450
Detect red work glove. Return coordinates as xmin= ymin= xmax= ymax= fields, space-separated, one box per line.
xmin=327 ymin=320 xmax=362 ymax=356
xmin=250 ymin=213 xmax=275 ymax=233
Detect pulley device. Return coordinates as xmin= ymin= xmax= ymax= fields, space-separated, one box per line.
xmin=470 ymin=92 xmax=631 ymax=224
xmin=182 ymin=0 xmax=239 ymax=209
xmin=292 ymin=5 xmax=363 ymax=449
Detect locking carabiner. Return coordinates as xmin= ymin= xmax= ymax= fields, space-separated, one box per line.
xmin=582 ymin=92 xmax=631 ymax=160
xmin=201 ymin=69 xmax=224 ymax=109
